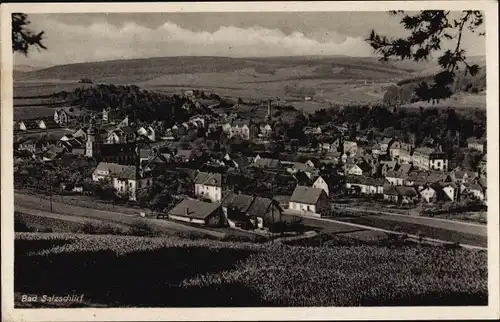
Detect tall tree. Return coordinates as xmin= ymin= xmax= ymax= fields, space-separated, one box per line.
xmin=12 ymin=13 xmax=47 ymax=54
xmin=367 ymin=10 xmax=484 ymax=102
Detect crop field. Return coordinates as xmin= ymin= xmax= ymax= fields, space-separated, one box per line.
xmin=15 ymin=232 xmax=487 ymax=307
xmin=13 ymin=106 xmax=59 ymax=120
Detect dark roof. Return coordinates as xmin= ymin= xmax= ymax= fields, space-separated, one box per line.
xmin=221 ymin=192 xmax=254 ymax=212
xmin=395 ymin=186 xmax=418 ymax=197
xmin=383 ymin=184 xmax=398 ymax=196
xmin=247 ymin=196 xmax=278 ymax=218
xmin=194 ymin=172 xmax=223 ymax=187
xmin=414 ymin=147 xmax=435 ymax=155
xmin=168 ymin=199 xmax=220 ymax=220
xmin=253 ymin=158 xmax=281 ymax=168
xmin=346 ymin=175 xmax=385 ymax=186
xmin=93 ymin=162 xmax=140 ymax=180
xmin=290 ymin=186 xmax=325 ymax=204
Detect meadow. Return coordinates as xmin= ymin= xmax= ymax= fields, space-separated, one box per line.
xmin=15 ymin=232 xmax=487 ymax=307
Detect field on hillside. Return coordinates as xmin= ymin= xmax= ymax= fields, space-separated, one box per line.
xmin=13 ymin=55 xmax=487 ymax=110
xmin=13 ymin=56 xmax=420 ymax=106
xmin=15 ymin=232 xmax=487 ymax=307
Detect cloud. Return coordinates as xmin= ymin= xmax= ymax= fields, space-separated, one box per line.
xmin=14 ymin=18 xmax=376 ymax=66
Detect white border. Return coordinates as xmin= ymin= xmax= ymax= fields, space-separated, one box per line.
xmin=1 ymin=1 xmax=499 ymax=321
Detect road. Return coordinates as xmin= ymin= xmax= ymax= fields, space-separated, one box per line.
xmin=334 ymin=205 xmax=487 ymax=237
xmin=14 ymin=193 xmax=226 ymax=238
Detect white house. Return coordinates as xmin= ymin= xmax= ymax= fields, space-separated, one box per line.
xmin=194 ymin=172 xmax=223 ymax=203
xmin=288 ymin=186 xmax=329 ymax=217
xmin=91 ymin=162 xmax=153 ymax=201
xmin=467 ymin=137 xmax=486 ymax=153
xmin=419 ymin=186 xmax=438 ymax=203
xmin=412 ymin=147 xmax=448 ymax=171
xmin=343 ymin=140 xmax=358 ymax=156
xmin=441 ymin=182 xmax=458 ymax=202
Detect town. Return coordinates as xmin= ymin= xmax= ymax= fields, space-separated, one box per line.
xmin=13 ymin=83 xmax=488 ymax=236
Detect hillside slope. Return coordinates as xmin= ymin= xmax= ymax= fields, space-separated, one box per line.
xmin=383 ymin=64 xmax=486 ymax=106
xmin=15 ymin=56 xmax=420 ymax=84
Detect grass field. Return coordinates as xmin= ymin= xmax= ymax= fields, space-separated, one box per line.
xmin=338 ymin=216 xmax=487 ymax=248
xmin=15 ymin=232 xmax=487 ymax=307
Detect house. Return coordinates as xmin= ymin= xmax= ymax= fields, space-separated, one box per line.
xmin=385 ymin=170 xmax=406 ymax=186
xmin=462 ymin=183 xmax=485 ymax=202
xmin=383 ymin=185 xmax=418 ymax=204
xmin=380 ymin=161 xmax=398 ymax=177
xmin=345 ymin=162 xmax=372 ymax=176
xmin=91 ymin=162 xmax=153 ymax=201
xmin=450 ymin=168 xmax=477 ymax=185
xmin=167 ymin=199 xmax=225 ymax=227
xmin=467 ymin=137 xmax=486 ymax=153
xmin=194 ymin=172 xmax=223 ymax=202
xmin=288 ymin=186 xmax=329 ymax=217
xmin=42 ymin=146 xmax=65 ymax=162
xmin=379 ymin=137 xmax=394 ymax=154
xmin=252 ymin=157 xmax=282 ymax=170
xmin=343 ymin=140 xmax=358 ymax=156
xmin=287 ymin=162 xmax=316 ymax=178
xmin=441 ymin=182 xmax=459 ymax=202
xmin=346 ymin=176 xmax=385 ymax=195
xmin=412 ymin=147 xmax=448 ymax=171
xmin=54 ymin=107 xmax=85 ymax=125
xmin=390 ymin=141 xmax=414 ymax=162
xmin=17 ymin=137 xmax=47 ymax=153
xmin=223 ymin=120 xmax=251 ymax=140
xmin=371 ymin=143 xmax=381 ymax=156
xmin=137 ymin=126 xmax=156 ymax=142
xmin=259 ymin=123 xmax=273 ymax=138
xmin=396 ymin=186 xmax=419 ymax=204
xmin=221 ymin=192 xmax=281 ymax=229
xmin=16 ymin=121 xmax=27 ymax=131
xmin=419 ymin=185 xmax=438 ymax=203
xmin=312 ymin=175 xmax=338 ymax=196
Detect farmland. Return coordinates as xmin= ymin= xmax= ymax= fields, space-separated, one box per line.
xmin=15 ymin=232 xmax=487 ymax=307
xmin=13 ymin=55 xmax=487 ymax=117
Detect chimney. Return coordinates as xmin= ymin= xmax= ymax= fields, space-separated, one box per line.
xmin=185 ymin=207 xmax=189 ymax=216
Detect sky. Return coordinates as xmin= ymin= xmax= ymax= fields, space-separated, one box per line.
xmin=13 ymin=12 xmax=486 ymax=67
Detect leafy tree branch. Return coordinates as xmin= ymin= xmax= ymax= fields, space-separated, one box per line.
xmin=367 ymin=10 xmax=484 ymax=102
xmin=12 ymin=13 xmax=47 ymax=54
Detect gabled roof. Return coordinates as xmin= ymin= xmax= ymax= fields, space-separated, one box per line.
xmin=464 ymin=183 xmax=483 ymax=192
xmin=397 ymin=164 xmax=412 ymax=174
xmin=395 ymin=186 xmax=418 ymax=197
xmin=247 ymin=196 xmax=279 ymax=218
xmin=194 ymin=172 xmax=223 ymax=187
xmin=221 ymin=192 xmax=255 ymax=213
xmin=168 ymin=199 xmax=221 ymax=220
xmin=93 ymin=162 xmax=140 ymax=180
xmin=290 ymin=186 xmax=325 ymax=204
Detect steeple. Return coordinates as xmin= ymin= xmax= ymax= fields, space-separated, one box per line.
xmin=266 ymin=99 xmax=271 ymax=121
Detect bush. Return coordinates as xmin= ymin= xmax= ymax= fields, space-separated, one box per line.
xmin=129 ymin=220 xmax=158 ymax=237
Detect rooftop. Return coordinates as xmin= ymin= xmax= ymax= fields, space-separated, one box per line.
xmin=168 ymin=199 xmax=221 ymax=220
xmin=290 ymin=186 xmax=325 ymax=204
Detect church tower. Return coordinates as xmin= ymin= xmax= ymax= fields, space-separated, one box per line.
xmin=265 ymin=99 xmax=271 ymax=121
xmin=85 ymin=117 xmax=101 ymax=158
